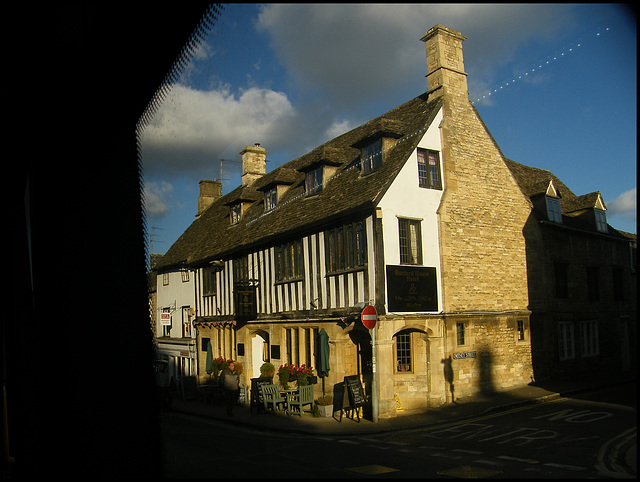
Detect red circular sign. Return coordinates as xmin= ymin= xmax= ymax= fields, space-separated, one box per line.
xmin=361 ymin=305 xmax=377 ymax=329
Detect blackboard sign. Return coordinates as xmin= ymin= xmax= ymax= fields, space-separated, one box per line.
xmin=344 ymin=375 xmax=366 ymax=409
xmin=234 ymin=283 xmax=257 ymax=321
xmin=250 ymin=377 xmax=272 ymax=413
xmin=386 ymin=265 xmax=437 ymax=312
xmin=337 ymin=375 xmax=366 ymax=422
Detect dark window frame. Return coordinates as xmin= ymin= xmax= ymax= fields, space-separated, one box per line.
xmin=202 ymin=265 xmax=218 ymax=297
xmin=305 ymin=166 xmax=323 ymax=195
xmin=398 ymin=218 xmax=423 ymax=265
xmin=417 ymin=148 xmax=442 ymax=189
xmin=325 ymin=221 xmax=367 ymax=274
xmin=276 ymin=239 xmax=304 ymax=282
xmin=362 ymin=138 xmax=383 ymax=174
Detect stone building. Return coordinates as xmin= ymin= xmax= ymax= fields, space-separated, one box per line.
xmin=505 ymin=160 xmax=637 ymax=381
xmin=154 ymin=24 xmax=633 ymax=418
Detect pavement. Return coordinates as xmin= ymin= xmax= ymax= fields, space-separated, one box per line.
xmin=167 ymin=372 xmax=636 ymax=475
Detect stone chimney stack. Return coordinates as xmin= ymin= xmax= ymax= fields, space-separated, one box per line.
xmin=420 ymin=25 xmax=468 ymax=100
xmin=240 ymin=143 xmax=267 ymax=186
xmin=196 ymin=179 xmax=222 ymax=218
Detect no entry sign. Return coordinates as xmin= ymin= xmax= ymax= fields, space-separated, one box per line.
xmin=361 ymin=305 xmax=377 ymax=329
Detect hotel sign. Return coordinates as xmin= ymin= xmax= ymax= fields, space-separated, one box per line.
xmin=234 ymin=283 xmax=257 ymax=321
xmin=386 ymin=265 xmax=437 ymax=312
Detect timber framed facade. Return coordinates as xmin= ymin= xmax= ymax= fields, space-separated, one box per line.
xmin=154 ymin=24 xmax=635 ymax=418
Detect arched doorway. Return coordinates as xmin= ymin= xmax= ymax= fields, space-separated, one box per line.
xmin=251 ymin=330 xmax=269 ymax=378
xmin=392 ymin=327 xmax=432 ymax=410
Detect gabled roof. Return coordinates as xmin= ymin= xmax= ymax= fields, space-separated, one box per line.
xmin=156 ymin=92 xmax=442 ymax=270
xmin=563 ymin=192 xmax=606 ymax=214
xmin=503 ymin=159 xmax=576 ymax=200
xmin=504 ymin=158 xmax=626 ymax=239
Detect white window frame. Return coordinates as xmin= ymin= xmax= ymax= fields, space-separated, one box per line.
xmin=394 ymin=330 xmax=412 ymax=372
xmin=558 ymin=322 xmax=575 ymax=360
xmin=546 ymin=196 xmax=562 ymax=223
xmin=580 ymin=320 xmax=599 ymax=357
xmin=595 ymin=209 xmax=608 ymax=233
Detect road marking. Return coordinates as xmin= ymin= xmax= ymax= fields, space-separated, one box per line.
xmin=346 ymin=465 xmax=399 ymax=475
xmin=437 ymin=465 xmax=503 ymax=478
xmin=453 ymin=449 xmax=484 ymax=455
xmin=497 ymin=455 xmax=539 ymax=464
xmin=543 ymin=462 xmax=586 ymax=471
xmin=596 ymin=427 xmax=637 ymax=477
xmin=473 ymin=459 xmax=503 ymax=466
xmin=532 ymin=408 xmax=613 ymax=423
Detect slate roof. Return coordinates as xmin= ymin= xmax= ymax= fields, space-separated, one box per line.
xmin=504 ymin=158 xmax=627 ymax=239
xmin=156 ymin=92 xmax=442 ymax=270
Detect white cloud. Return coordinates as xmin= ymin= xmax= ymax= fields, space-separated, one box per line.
xmin=141 ymin=83 xmax=296 ymax=177
xmin=143 ymin=181 xmax=174 ymax=219
xmin=324 ymin=119 xmax=356 ymax=142
xmin=256 ymin=4 xmax=572 ymax=108
xmin=607 ymin=188 xmax=637 ymax=218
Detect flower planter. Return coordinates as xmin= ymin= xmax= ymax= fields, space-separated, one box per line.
xmin=318 ymin=404 xmax=333 ymax=418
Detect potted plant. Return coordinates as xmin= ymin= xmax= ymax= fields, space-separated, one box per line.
xmin=296 ymin=364 xmax=314 ymax=386
xmin=278 ymin=363 xmax=292 ymax=389
xmin=259 ymin=362 xmax=275 ymax=379
xmin=315 ymin=395 xmax=333 ymax=418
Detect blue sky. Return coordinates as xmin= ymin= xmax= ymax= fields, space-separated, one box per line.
xmin=140 ymin=4 xmax=636 ymax=256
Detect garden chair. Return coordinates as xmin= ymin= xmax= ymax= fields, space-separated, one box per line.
xmin=287 ymin=384 xmax=314 ymax=416
xmin=261 ymin=384 xmax=286 ymax=412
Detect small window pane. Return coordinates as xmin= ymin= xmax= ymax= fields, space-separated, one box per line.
xmin=395 ymin=331 xmax=411 ymax=372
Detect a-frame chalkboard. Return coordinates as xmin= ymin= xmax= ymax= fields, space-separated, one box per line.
xmin=250 ymin=377 xmax=272 ymax=413
xmin=334 ymin=375 xmax=367 ymax=422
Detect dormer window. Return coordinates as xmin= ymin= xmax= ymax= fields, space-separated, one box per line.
xmin=546 ymin=197 xmax=562 ymax=223
xmin=230 ymin=203 xmax=242 ymax=224
xmin=595 ymin=209 xmax=607 ymax=233
xmin=305 ymin=165 xmax=323 ymax=195
xmin=545 ymin=181 xmax=562 ymax=223
xmin=362 ymin=139 xmax=382 ymax=174
xmin=265 ymin=186 xmax=277 ymax=212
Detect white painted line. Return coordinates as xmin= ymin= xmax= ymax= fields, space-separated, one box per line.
xmin=543 ymin=462 xmax=586 ymax=471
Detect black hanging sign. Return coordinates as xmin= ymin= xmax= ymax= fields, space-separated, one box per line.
xmin=234 ymin=283 xmax=257 ymax=321
xmin=386 ymin=265 xmax=437 ymax=312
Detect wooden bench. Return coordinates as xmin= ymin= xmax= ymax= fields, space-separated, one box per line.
xmin=261 ymin=384 xmax=286 ymax=412
xmin=287 ymin=384 xmax=314 ymax=417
